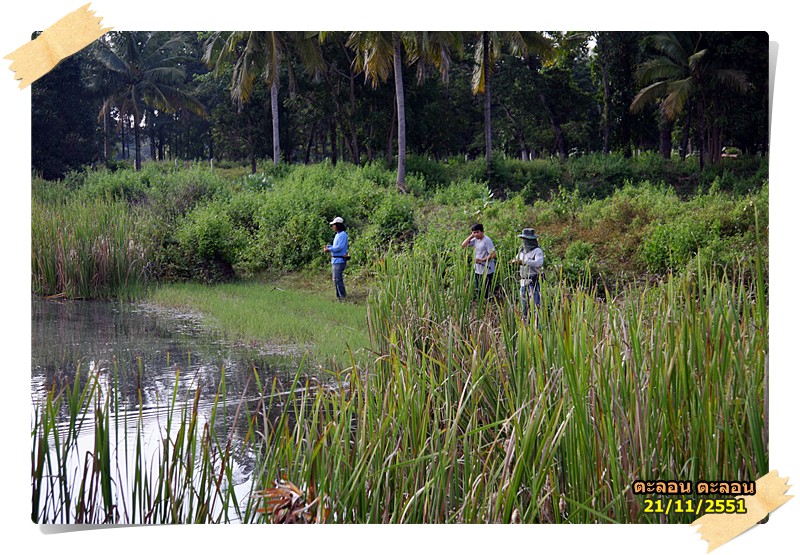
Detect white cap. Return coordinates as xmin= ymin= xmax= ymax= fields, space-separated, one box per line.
xmin=330 ymin=216 xmax=344 ymax=224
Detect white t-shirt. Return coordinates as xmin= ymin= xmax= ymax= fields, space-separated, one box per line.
xmin=469 ymin=235 xmax=496 ymax=275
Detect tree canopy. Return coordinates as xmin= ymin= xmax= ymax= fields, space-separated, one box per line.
xmin=32 ymin=31 xmax=769 ymax=181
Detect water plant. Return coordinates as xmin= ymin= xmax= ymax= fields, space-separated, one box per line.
xmin=31 ymin=361 xmax=255 ymax=524
xmin=31 ymin=197 xmax=151 ymax=299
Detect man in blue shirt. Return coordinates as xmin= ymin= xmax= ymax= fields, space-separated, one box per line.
xmin=324 ymin=216 xmax=349 ymax=300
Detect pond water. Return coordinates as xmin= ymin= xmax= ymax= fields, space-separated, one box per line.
xmin=31 ymin=296 xmax=312 ymax=523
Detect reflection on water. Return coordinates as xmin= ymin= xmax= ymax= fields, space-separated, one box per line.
xmin=32 ymin=297 xmax=304 ymax=408
xmin=31 ymin=296 xmax=312 ymax=523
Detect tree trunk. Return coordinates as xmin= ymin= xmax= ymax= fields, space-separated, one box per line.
xmin=659 ymin=110 xmax=674 ymax=159
xmin=393 ymin=34 xmax=407 ymax=193
xmin=348 ymin=61 xmax=361 ymax=165
xmin=148 ymin=109 xmax=157 ymax=162
xmin=601 ymin=62 xmax=611 ymax=154
xmin=697 ymin=97 xmax=706 ymax=171
xmin=709 ymin=100 xmax=721 ymax=164
xmin=133 ymin=114 xmax=142 ymax=171
xmin=304 ymin=123 xmax=315 ymax=164
xmin=103 ymin=108 xmax=111 ymax=162
xmin=367 ymin=112 xmax=375 ymax=162
xmin=120 ymin=114 xmax=127 ymax=160
xmin=527 ymin=57 xmax=568 ymax=158
xmin=329 ymin=118 xmax=338 ymax=165
xmin=158 ymin=125 xmax=165 ymax=161
xmin=482 ymin=32 xmax=493 ymax=178
xmin=500 ymin=101 xmax=528 ymax=161
xmin=248 ymin=118 xmax=256 ymax=174
xmin=545 ymin=93 xmax=568 ymax=158
xmin=271 ymin=79 xmax=280 ymax=165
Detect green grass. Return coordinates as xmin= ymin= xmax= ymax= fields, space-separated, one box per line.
xmin=146 ymin=275 xmax=371 ymax=364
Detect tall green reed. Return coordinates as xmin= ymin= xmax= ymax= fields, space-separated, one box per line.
xmin=31 ymin=360 xmax=257 ymax=524
xmin=31 ymin=197 xmax=151 ymax=299
xmin=335 ymin=242 xmax=765 ymax=523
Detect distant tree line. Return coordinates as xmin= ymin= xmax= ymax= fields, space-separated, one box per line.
xmin=32 ymin=31 xmax=769 ymax=182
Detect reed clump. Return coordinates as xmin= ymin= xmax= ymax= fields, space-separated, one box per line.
xmin=247 ymin=245 xmax=767 ymax=523
xmin=32 ymin=196 xmax=151 ymax=299
xmin=31 ymin=362 xmax=253 ymax=524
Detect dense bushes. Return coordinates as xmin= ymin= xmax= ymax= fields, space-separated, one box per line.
xmin=31 ymin=156 xmax=768 ymax=298
xmin=411 ymin=151 xmax=769 ymax=203
xmin=532 ymin=181 xmax=768 ymax=287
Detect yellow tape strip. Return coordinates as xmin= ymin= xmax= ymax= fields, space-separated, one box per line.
xmin=4 ymin=3 xmax=111 ymax=89
xmin=691 ymin=470 xmax=793 ymax=552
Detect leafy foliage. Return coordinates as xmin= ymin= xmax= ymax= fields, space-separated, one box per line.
xmin=32 ymin=158 xmax=767 ymax=296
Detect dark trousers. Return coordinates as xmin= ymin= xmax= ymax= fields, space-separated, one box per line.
xmin=332 ymin=262 xmax=347 ymax=299
xmin=474 ymin=271 xmax=494 ymax=298
xmin=520 ymin=275 xmax=540 ymax=322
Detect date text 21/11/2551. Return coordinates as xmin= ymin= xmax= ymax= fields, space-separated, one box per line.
xmin=643 ymin=498 xmax=747 ymax=516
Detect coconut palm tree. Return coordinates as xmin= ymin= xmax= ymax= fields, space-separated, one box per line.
xmin=203 ymin=31 xmax=324 ymax=167
xmin=630 ymin=32 xmax=749 ymax=169
xmin=90 ymin=31 xmax=206 ymax=170
xmin=346 ymin=31 xmax=459 ymax=192
xmin=470 ymin=32 xmax=552 ymax=175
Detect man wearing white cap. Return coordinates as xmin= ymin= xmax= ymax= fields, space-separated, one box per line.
xmin=324 ymin=216 xmax=349 ymax=300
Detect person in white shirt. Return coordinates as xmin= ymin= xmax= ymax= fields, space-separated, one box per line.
xmin=461 ymin=223 xmax=496 ymax=299
xmin=509 ymin=228 xmax=544 ymax=323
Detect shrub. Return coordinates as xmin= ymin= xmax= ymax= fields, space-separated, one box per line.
xmin=357 ymin=193 xmax=418 ymax=262
xmin=172 ymin=202 xmax=244 ymax=282
xmin=371 ymin=193 xmax=417 ymax=243
xmin=433 ymin=178 xmax=491 ymax=207
xmin=562 ymin=240 xmax=596 ymax=284
xmin=242 ymin=172 xmax=278 ymax=192
xmin=79 ymin=167 xmax=150 ymax=203
xmin=147 ymin=166 xmax=229 ymax=222
xmin=640 ymin=220 xmax=712 ymax=274
xmin=406 ymin=154 xmax=450 ymax=188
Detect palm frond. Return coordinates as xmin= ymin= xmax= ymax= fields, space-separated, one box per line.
xmin=630 ymin=81 xmax=669 ymax=114
xmin=645 ymin=32 xmax=691 ymax=66
xmin=711 ymin=68 xmax=750 ymax=94
xmin=635 ymin=57 xmax=685 ymax=86
xmin=687 ymin=48 xmax=708 ymax=75
xmin=662 ymin=77 xmax=695 ymax=120
xmin=347 ymin=31 xmax=395 ymax=87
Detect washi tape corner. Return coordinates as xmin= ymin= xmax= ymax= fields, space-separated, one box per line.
xmin=4 ymin=3 xmax=112 ymax=89
xmin=691 ymin=470 xmax=793 ymax=552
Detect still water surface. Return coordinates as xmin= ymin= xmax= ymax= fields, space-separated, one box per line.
xmin=31 ymin=297 xmax=310 ymax=522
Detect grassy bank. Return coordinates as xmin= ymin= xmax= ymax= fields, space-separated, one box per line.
xmin=146 ymin=274 xmax=371 ymax=364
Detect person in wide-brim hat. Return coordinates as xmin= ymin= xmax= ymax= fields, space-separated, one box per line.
xmin=510 ymin=228 xmax=544 ymax=324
